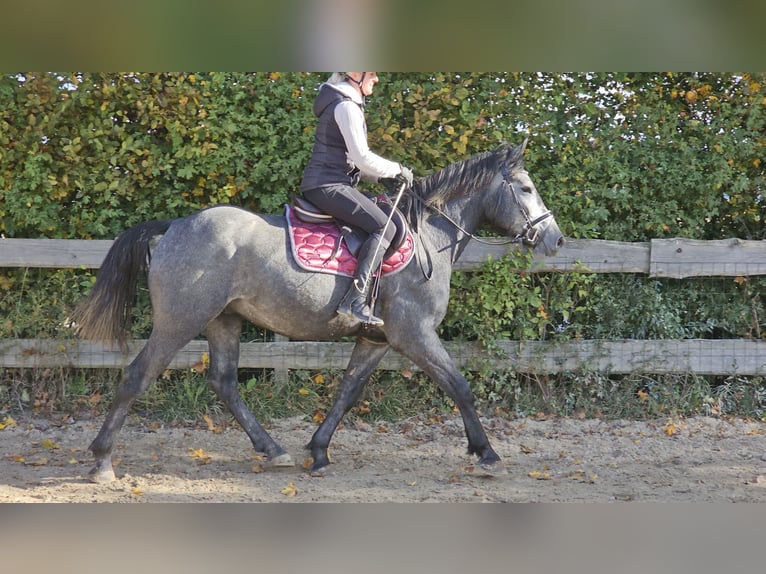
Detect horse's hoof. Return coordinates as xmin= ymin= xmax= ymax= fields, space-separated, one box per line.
xmin=307 ymin=456 xmax=332 ymax=476
xmin=267 ymin=453 xmax=294 ymax=469
xmin=476 ymin=461 xmax=507 ymax=478
xmin=88 ymin=466 xmax=116 ymax=484
xmin=308 ymin=463 xmax=331 ymax=477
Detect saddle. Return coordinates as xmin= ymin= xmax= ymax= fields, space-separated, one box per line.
xmin=286 ymin=195 xmax=414 ymax=278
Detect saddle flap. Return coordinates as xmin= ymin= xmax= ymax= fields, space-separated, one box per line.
xmin=339 ymin=225 xmax=365 ymax=257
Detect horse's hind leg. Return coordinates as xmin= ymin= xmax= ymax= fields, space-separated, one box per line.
xmin=88 ymin=335 xmax=187 ymax=483
xmin=307 ymin=336 xmax=390 ymax=474
xmin=204 ymin=314 xmax=293 ymax=468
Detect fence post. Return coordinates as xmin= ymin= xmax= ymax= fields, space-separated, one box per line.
xmin=272 ymin=333 xmax=289 ymax=385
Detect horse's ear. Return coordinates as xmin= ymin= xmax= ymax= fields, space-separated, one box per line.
xmin=503 ymin=138 xmax=528 ymax=166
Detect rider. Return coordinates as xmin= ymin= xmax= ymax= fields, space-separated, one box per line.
xmin=300 ymin=72 xmax=414 ymax=326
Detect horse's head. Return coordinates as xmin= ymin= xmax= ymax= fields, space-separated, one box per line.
xmin=489 ymin=140 xmax=565 ymax=256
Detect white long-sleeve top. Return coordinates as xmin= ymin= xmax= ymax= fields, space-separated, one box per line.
xmin=329 ymin=82 xmax=402 ymax=181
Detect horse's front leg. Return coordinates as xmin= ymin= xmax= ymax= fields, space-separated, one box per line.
xmin=395 ymin=331 xmax=503 ymax=473
xmin=307 ymin=336 xmax=390 ymax=474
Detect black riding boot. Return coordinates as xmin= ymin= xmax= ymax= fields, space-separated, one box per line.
xmin=337 ymin=231 xmax=390 ymax=325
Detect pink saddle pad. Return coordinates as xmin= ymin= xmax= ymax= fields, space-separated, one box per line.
xmin=286 ymin=206 xmax=414 ymax=277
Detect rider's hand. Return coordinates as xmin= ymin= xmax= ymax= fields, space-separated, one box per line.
xmin=396 ymin=165 xmax=414 ymax=188
xmin=379 ymin=165 xmax=414 ymax=193
xmin=378 ymin=177 xmax=400 ymax=194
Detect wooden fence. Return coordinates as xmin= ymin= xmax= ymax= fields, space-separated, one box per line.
xmin=3 ymin=236 xmax=766 ymax=376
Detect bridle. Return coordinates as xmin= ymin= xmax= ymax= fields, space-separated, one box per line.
xmin=406 ymin=165 xmax=554 ymax=248
xmin=499 ymin=164 xmax=554 ymax=247
xmin=400 ymin=164 xmax=555 ymax=281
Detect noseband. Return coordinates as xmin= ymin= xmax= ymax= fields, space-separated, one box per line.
xmin=500 ymin=165 xmax=553 ymax=247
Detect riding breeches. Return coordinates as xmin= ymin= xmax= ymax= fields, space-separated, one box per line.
xmin=303 ymin=184 xmax=397 ymax=245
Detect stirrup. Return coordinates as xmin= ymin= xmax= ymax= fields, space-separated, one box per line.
xmin=337 ymin=298 xmax=384 ymax=326
xmin=337 ymin=285 xmax=384 ymax=326
xmin=354 ymin=300 xmax=384 ymax=325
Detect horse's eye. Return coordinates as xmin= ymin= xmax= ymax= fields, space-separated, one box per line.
xmin=521 ymin=185 xmax=533 ymax=194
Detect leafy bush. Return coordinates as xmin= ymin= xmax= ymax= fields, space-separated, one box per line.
xmin=2 ymin=72 xmax=765 ymax=420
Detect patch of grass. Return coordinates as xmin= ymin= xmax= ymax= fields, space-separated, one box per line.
xmin=133 ymin=373 xmax=222 ymax=423
xmin=3 ymin=364 xmax=765 ymax=426
xmin=461 ymin=370 xmax=766 ymax=421
xmin=0 ymin=367 xmax=120 ymax=416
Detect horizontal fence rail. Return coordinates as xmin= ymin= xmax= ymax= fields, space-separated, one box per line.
xmin=3 ymin=236 xmax=766 ymax=374
xmin=3 ymin=236 xmax=766 ymax=277
xmin=3 ymin=338 xmax=766 ymax=376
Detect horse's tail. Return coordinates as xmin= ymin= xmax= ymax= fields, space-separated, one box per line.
xmin=70 ymin=219 xmax=173 ymax=349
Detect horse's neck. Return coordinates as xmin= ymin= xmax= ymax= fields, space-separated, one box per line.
xmin=419 ymin=196 xmax=484 ymax=263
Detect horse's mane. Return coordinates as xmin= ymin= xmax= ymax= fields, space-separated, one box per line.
xmin=411 ymin=141 xmax=526 ymax=210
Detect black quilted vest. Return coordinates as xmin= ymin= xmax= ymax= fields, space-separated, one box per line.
xmin=300 ymin=84 xmax=365 ymax=191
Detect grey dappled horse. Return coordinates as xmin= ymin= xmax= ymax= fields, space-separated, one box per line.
xmin=72 ymin=140 xmax=564 ymax=483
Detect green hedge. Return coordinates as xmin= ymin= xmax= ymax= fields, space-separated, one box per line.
xmin=2 ymin=72 xmax=765 ymax=338
xmin=1 ymin=73 xmax=765 ymax=417
xmin=0 ymin=72 xmax=317 ymax=238
xmin=2 ymin=73 xmax=762 ymax=241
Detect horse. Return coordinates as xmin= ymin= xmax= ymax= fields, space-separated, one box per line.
xmin=71 ymin=139 xmax=564 ymax=483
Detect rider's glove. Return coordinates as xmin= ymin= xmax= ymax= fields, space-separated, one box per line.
xmin=396 ymin=164 xmax=414 ymax=188
xmin=378 ymin=177 xmax=399 ymax=194
xmin=379 ymin=165 xmax=414 ymax=193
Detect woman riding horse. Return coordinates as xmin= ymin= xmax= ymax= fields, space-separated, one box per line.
xmin=300 ymin=72 xmax=414 ymax=326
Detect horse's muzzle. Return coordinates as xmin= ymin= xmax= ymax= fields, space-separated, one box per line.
xmin=536 ymin=217 xmax=565 ymax=256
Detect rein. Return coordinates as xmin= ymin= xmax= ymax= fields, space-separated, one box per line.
xmin=402 ymin=164 xmax=555 ymax=280
xmin=407 ymin=165 xmax=554 ymax=248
